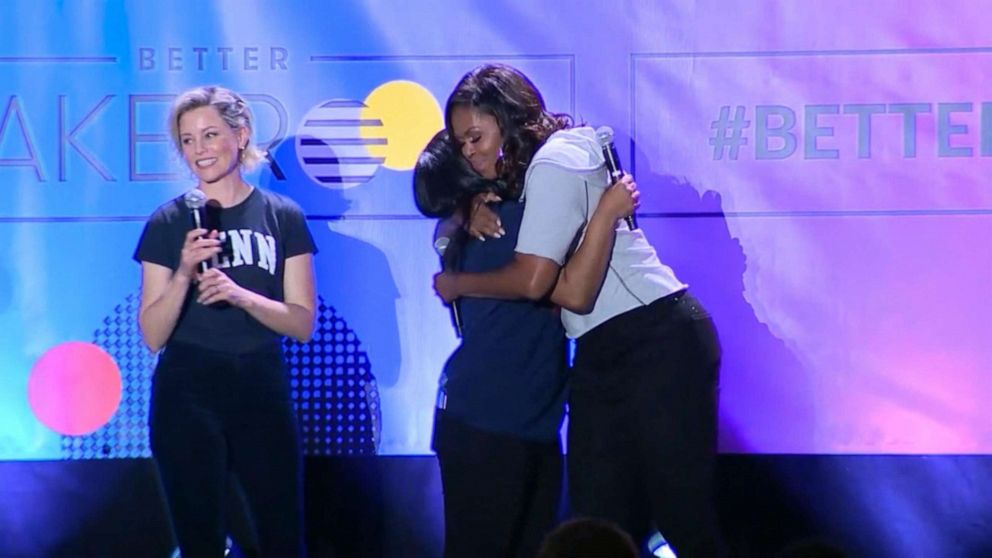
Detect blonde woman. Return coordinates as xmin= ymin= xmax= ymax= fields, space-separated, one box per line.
xmin=135 ymin=85 xmax=315 ymax=557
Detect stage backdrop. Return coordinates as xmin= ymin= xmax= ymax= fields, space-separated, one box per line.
xmin=1 ymin=2 xmax=989 ymax=459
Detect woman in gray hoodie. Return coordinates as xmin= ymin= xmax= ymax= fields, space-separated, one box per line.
xmin=435 ymin=63 xmax=726 ymax=558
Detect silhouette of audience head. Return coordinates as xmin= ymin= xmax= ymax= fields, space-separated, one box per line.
xmin=537 ymin=518 xmax=639 ymax=558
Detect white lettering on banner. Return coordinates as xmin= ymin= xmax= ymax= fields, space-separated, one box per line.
xmin=707 ymin=102 xmax=992 ymax=160
xmin=0 ymin=94 xmax=288 ymax=182
xmin=0 ymin=96 xmax=46 ymax=181
xmin=137 ymin=47 xmax=290 ymax=71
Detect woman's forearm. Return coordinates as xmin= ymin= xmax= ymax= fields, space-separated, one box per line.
xmin=240 ymin=253 xmax=316 ymax=342
xmin=550 ymin=211 xmax=618 ymax=314
xmin=450 ymin=254 xmax=560 ymax=301
xmin=139 ymin=271 xmax=193 ymax=352
xmin=241 ymin=293 xmax=315 ymax=342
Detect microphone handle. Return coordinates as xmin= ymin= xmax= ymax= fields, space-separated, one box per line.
xmin=625 ymin=212 xmax=638 ymax=231
xmin=438 ymin=255 xmax=463 ymax=338
xmin=451 ymin=299 xmax=463 ymax=338
xmin=602 ymin=143 xmax=638 ymax=231
xmin=191 ymin=208 xmax=210 ymax=274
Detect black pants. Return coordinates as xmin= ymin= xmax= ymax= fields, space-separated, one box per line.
xmin=150 ymin=342 xmax=304 ymax=558
xmin=432 ymin=409 xmax=562 ymax=558
xmin=568 ymin=291 xmax=726 ymax=557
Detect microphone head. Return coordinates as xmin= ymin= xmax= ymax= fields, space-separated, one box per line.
xmin=595 ymin=126 xmax=615 ymax=147
xmin=433 ymin=236 xmax=450 ymax=256
xmin=183 ymin=188 xmax=207 ymax=210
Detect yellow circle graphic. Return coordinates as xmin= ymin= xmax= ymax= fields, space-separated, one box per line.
xmin=359 ymin=80 xmax=444 ymax=171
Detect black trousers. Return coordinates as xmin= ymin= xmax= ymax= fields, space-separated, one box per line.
xmin=432 ymin=409 xmax=563 ymax=558
xmin=150 ymin=342 xmax=304 ymax=558
xmin=568 ymin=291 xmax=727 ymax=557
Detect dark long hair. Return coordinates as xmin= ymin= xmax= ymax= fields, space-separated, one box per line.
xmin=414 ymin=130 xmax=492 ymax=218
xmin=444 ymin=64 xmax=572 ymax=197
xmin=413 ymin=129 xmax=507 ymax=269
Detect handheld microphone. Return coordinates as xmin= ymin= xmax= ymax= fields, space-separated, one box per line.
xmin=434 ymin=236 xmax=463 ymax=338
xmin=183 ymin=189 xmax=210 ymax=274
xmin=595 ymin=126 xmax=638 ymax=230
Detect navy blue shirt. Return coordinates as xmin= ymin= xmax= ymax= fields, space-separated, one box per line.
xmin=441 ymin=201 xmax=568 ymax=442
xmin=134 ymin=187 xmax=317 ymax=354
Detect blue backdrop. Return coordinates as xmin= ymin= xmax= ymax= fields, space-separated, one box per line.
xmin=3 ymin=3 xmax=992 ymax=557
xmin=1 ymin=1 xmax=989 ymax=460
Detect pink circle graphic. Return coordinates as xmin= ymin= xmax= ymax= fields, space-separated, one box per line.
xmin=28 ymin=342 xmax=122 ymax=436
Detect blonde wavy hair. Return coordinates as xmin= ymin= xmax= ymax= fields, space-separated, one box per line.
xmin=168 ymin=85 xmax=264 ymax=170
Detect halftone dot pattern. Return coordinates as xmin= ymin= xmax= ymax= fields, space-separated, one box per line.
xmin=62 ymin=292 xmax=157 ymax=459
xmin=284 ymin=297 xmax=381 ymax=456
xmin=62 ymin=293 xmax=380 ymax=459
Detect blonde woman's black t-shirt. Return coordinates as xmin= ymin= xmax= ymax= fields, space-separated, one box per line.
xmin=134 ymin=188 xmax=317 ymax=354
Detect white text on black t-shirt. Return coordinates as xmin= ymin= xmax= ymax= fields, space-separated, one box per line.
xmin=210 ymin=229 xmax=277 ymax=275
